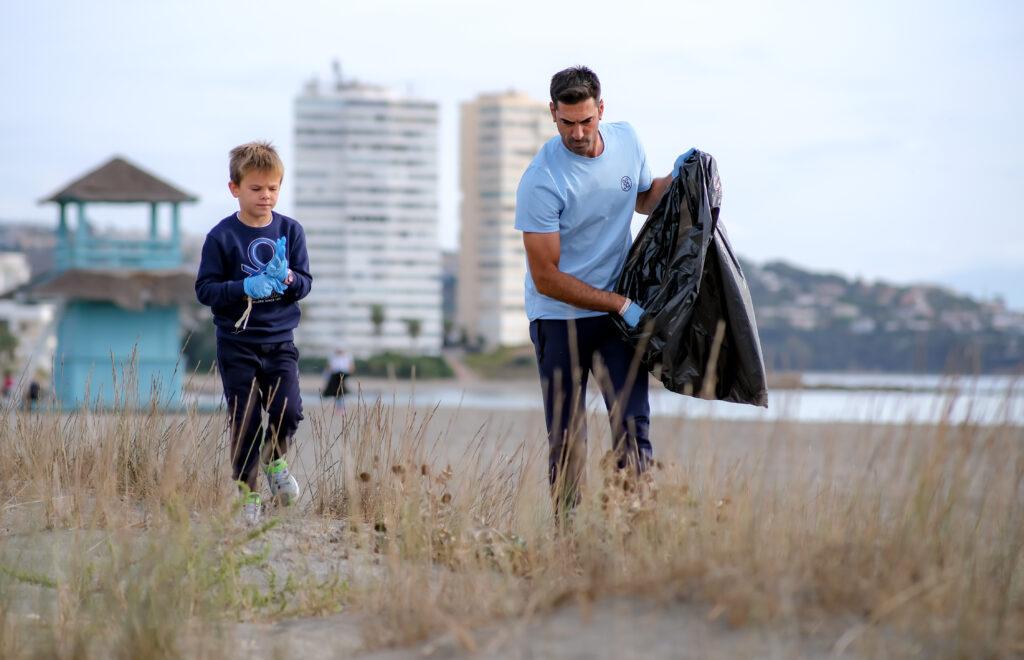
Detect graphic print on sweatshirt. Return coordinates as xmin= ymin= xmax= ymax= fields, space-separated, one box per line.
xmin=241 ymin=237 xmax=283 ymax=304
xmin=241 ymin=237 xmax=278 ymax=276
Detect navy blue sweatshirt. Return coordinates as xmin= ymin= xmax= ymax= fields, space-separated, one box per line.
xmin=195 ymin=212 xmax=312 ymax=343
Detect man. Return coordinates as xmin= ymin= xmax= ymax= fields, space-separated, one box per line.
xmin=515 ymin=65 xmax=677 ymax=513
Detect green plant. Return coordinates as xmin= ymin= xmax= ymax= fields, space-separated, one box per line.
xmin=402 ymin=318 xmax=422 ymax=352
xmin=370 ymin=304 xmax=385 ymax=337
xmin=354 ymin=352 xmax=453 ymax=379
xmin=462 ymin=345 xmax=536 ymax=379
xmin=298 ymin=355 xmax=328 ymax=374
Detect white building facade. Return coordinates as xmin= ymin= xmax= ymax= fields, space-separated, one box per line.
xmin=0 ymin=300 xmax=57 ymax=378
xmin=0 ymin=252 xmax=31 ymax=295
xmin=293 ymin=76 xmax=443 ymax=357
xmin=458 ymin=91 xmax=555 ymax=348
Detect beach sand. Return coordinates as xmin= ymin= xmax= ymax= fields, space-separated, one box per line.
xmin=1 ymin=394 xmax=1016 ymax=658
xmin=228 ymin=401 xmax=1001 ymax=658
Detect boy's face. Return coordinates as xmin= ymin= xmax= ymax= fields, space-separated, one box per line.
xmin=229 ymin=169 xmax=281 ymax=225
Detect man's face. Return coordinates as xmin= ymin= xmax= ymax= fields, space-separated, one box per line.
xmin=229 ymin=169 xmax=281 ymax=223
xmin=550 ymin=97 xmax=604 ymax=157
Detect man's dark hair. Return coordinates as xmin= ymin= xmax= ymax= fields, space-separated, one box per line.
xmin=550 ymin=66 xmax=601 ymax=107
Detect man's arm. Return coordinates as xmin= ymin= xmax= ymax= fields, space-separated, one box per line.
xmin=523 ymin=231 xmax=627 ymax=313
xmin=634 ymin=174 xmax=672 ymax=216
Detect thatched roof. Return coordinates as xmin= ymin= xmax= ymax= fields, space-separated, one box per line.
xmin=31 ymin=269 xmax=196 ymax=311
xmin=42 ymin=157 xmax=197 ymax=204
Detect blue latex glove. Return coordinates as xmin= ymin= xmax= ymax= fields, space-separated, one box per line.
xmin=267 ymin=274 xmax=287 ymax=296
xmin=265 ymin=236 xmax=289 ymax=283
xmin=672 ymin=148 xmax=696 ymax=179
xmin=622 ymin=301 xmax=646 ymax=328
xmin=243 ymin=273 xmax=275 ymax=299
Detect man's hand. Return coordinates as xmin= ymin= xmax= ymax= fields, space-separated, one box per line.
xmin=265 ymin=236 xmax=289 ymax=283
xmin=620 ymin=299 xmax=646 ymax=328
xmin=672 ymin=149 xmax=696 ymax=179
xmin=243 ymin=273 xmax=275 ymax=299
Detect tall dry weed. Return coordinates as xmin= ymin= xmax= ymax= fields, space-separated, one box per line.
xmin=311 ymin=387 xmax=1023 ymax=657
xmin=0 ymin=370 xmax=1020 ymax=657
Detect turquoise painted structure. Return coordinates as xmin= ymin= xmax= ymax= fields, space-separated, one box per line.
xmin=55 ymin=302 xmax=182 ymax=407
xmin=43 ymin=157 xmax=197 ymax=408
xmin=55 ymin=200 xmax=183 ymax=271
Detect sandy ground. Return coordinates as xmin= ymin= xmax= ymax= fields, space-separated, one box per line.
xmin=286 ymin=399 xmax=965 ymax=501
xmin=235 ymin=597 xmax=856 ymax=660
xmin=227 ymin=402 xmax=988 ymax=659
xmin=2 ymin=395 xmax=1015 ymax=659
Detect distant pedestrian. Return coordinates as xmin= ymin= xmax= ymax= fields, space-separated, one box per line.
xmin=516 ymin=66 xmax=681 ymax=517
xmin=2 ymin=371 xmax=13 ymax=398
xmin=24 ymin=379 xmax=40 ymax=411
xmin=195 ymin=141 xmax=313 ymax=525
xmin=323 ymin=347 xmax=354 ymax=411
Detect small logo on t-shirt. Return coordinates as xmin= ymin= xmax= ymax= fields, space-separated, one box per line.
xmin=620 ymin=176 xmax=632 ymax=192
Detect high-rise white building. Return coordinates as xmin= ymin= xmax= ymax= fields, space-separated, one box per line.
xmin=293 ymin=73 xmax=442 ymax=357
xmin=458 ymin=91 xmax=555 ymax=348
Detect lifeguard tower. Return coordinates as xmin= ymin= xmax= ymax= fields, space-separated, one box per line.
xmin=37 ymin=157 xmax=197 ymax=408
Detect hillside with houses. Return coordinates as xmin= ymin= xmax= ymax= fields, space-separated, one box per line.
xmin=744 ymin=260 xmax=1024 ymax=373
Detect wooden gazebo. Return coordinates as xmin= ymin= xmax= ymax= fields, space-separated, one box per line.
xmin=39 ymin=156 xmax=197 ymax=408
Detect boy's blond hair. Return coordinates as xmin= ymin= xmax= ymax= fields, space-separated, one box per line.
xmin=229 ymin=141 xmax=284 ymax=184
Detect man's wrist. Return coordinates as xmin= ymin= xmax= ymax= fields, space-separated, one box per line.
xmin=617 ymin=297 xmax=632 ymax=316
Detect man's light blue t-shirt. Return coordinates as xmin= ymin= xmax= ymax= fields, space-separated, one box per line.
xmin=515 ymin=121 xmax=652 ymax=321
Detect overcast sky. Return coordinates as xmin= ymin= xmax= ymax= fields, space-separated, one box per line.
xmin=2 ymin=0 xmax=1022 ymax=305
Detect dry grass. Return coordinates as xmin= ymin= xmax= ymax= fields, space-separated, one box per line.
xmin=317 ymin=403 xmax=1023 ymax=657
xmin=0 ymin=379 xmax=1021 ymax=658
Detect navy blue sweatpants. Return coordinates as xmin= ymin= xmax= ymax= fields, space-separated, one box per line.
xmin=529 ymin=315 xmax=651 ymax=506
xmin=216 ymin=338 xmax=304 ymax=490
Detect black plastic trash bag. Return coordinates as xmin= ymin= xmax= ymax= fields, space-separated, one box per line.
xmin=613 ymin=148 xmax=768 ymax=407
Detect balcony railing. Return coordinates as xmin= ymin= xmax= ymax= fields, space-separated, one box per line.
xmin=55 ymin=236 xmax=182 ymax=271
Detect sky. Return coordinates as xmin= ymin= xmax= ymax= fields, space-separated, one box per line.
xmin=2 ymin=0 xmax=1022 ymax=306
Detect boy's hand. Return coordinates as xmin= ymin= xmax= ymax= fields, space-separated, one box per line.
xmin=243 ymin=273 xmax=275 ymax=299
xmin=265 ymin=236 xmax=289 ymax=283
xmin=267 ymin=275 xmax=287 ymax=295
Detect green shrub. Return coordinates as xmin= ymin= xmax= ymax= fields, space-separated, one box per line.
xmin=298 ymin=355 xmax=328 ymax=374
xmin=355 ymin=352 xmax=453 ymax=379
xmin=462 ymin=345 xmax=536 ymax=379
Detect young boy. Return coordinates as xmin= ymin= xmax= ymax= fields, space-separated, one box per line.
xmin=195 ymin=141 xmax=312 ymax=524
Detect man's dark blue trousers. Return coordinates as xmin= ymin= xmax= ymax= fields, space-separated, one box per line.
xmin=529 ymin=314 xmax=652 ymax=505
xmin=216 ymin=338 xmax=304 ymax=489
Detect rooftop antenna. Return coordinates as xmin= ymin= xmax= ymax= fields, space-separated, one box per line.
xmin=332 ymin=59 xmax=343 ymax=90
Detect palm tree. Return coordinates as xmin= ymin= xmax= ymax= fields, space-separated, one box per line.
xmin=369 ymin=304 xmax=386 ymax=354
xmin=402 ymin=318 xmax=422 ymax=354
xmin=370 ymin=304 xmax=385 ymax=336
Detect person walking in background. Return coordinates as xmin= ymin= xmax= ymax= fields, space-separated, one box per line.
xmin=515 ymin=66 xmax=683 ymax=517
xmin=2 ymin=371 xmax=13 ymax=399
xmin=23 ymin=378 xmax=40 ymax=412
xmin=324 ymin=347 xmax=354 ymax=411
xmin=195 ymin=141 xmax=313 ymax=524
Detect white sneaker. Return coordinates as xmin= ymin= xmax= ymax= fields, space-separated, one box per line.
xmin=265 ymin=458 xmax=300 ymax=506
xmin=241 ymin=491 xmax=262 ymax=525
